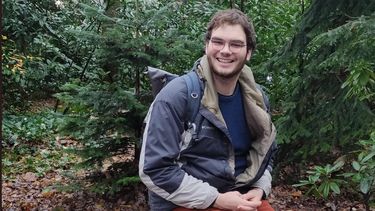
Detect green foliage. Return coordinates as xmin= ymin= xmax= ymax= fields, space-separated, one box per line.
xmin=55 ymin=81 xmax=146 ymax=170
xmin=305 ymin=13 xmax=375 ymax=102
xmin=3 ymin=110 xmax=62 ymax=146
xmin=2 ymin=0 xmax=88 ymax=110
xmin=2 ymin=145 xmax=77 ymax=180
xmin=2 ymin=0 xmax=53 ymax=51
xmin=116 ymin=176 xmax=140 ymax=186
xmin=263 ymin=0 xmax=375 ymax=161
xmin=295 ymin=132 xmax=375 ymax=209
xmin=342 ymin=132 xmax=375 ymax=209
xmin=54 ymin=76 xmax=146 ymax=193
xmin=294 ymin=161 xmax=345 ymax=198
xmin=250 ymin=0 xmax=307 ymax=68
xmin=85 ymin=174 xmax=141 ymax=196
xmin=2 ymin=110 xmax=76 ymax=180
xmin=2 ymin=35 xmax=40 ymax=110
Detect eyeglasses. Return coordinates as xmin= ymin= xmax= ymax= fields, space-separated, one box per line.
xmin=209 ymin=38 xmax=247 ymax=53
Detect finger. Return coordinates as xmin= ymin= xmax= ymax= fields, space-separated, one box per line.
xmin=241 ymin=193 xmax=255 ymax=200
xmin=247 ymin=200 xmax=262 ymax=207
xmin=233 ymin=191 xmax=241 ymax=196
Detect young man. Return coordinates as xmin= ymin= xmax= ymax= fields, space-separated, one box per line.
xmin=139 ymin=9 xmax=277 ymax=211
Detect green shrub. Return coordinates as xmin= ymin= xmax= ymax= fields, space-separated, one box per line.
xmin=342 ymin=132 xmax=375 ymax=210
xmin=2 ymin=110 xmax=76 ymax=180
xmin=295 ymin=132 xmax=375 ymax=209
xmin=3 ymin=110 xmax=62 ymax=146
xmin=294 ymin=161 xmax=345 ymax=198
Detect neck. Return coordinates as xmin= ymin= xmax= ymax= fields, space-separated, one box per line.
xmin=213 ymin=73 xmax=240 ymax=96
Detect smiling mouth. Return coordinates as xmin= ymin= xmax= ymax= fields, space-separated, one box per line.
xmin=217 ymin=58 xmax=234 ymax=63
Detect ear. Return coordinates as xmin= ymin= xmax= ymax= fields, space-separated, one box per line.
xmin=246 ymin=50 xmax=252 ymax=61
xmin=205 ymin=41 xmax=209 ymax=55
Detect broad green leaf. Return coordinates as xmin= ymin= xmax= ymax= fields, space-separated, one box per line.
xmin=293 ymin=180 xmax=311 ymax=187
xmin=329 ymin=182 xmax=340 ymax=194
xmin=360 ymin=180 xmax=370 ymax=194
xmin=318 ymin=182 xmax=330 ymax=198
xmin=362 ymin=151 xmax=375 ymax=163
xmin=352 ymin=161 xmax=361 ymax=171
xmin=322 ymin=183 xmax=330 ymax=198
xmin=332 ymin=160 xmax=344 ymax=171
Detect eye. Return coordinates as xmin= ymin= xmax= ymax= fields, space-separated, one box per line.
xmin=230 ymin=43 xmax=245 ymax=48
xmin=211 ymin=39 xmax=224 ymax=46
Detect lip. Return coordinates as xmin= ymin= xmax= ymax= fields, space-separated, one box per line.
xmin=217 ymin=58 xmax=234 ymax=63
xmin=215 ymin=58 xmax=235 ymax=68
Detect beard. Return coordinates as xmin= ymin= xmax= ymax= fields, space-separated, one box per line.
xmin=207 ymin=56 xmax=247 ymax=80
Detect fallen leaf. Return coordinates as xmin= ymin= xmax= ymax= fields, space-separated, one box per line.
xmin=41 ymin=190 xmax=56 ymax=198
xmin=95 ymin=203 xmax=105 ymax=209
xmin=54 ymin=174 xmax=62 ymax=181
xmin=20 ymin=201 xmax=35 ymax=211
xmin=291 ymin=190 xmax=302 ymax=197
xmin=23 ymin=172 xmax=37 ymax=182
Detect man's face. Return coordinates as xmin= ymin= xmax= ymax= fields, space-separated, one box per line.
xmin=205 ymin=24 xmax=252 ymax=79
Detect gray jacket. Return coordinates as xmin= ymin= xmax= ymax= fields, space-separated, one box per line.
xmin=139 ymin=56 xmax=277 ymax=210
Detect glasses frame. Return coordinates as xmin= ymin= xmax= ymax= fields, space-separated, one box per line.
xmin=209 ymin=38 xmax=247 ymax=53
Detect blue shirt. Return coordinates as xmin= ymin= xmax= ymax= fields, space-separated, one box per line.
xmin=219 ymin=83 xmax=252 ymax=176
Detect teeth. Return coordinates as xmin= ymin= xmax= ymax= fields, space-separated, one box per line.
xmin=217 ymin=58 xmax=232 ymax=63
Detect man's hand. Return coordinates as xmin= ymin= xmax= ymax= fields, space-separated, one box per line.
xmin=241 ymin=188 xmax=264 ymax=202
xmin=213 ymin=191 xmax=261 ymax=211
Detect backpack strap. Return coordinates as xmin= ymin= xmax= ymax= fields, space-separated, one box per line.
xmin=181 ymin=71 xmax=201 ymax=123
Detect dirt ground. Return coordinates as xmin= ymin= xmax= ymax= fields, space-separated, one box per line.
xmin=2 ymin=170 xmax=369 ymax=211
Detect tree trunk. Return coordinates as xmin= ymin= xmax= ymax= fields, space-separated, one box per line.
xmin=0 ymin=0 xmax=3 ymax=200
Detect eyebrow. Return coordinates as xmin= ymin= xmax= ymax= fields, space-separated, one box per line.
xmin=211 ymin=37 xmax=245 ymax=44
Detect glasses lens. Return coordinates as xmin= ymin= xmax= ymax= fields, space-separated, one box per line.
xmin=210 ymin=40 xmax=224 ymax=51
xmin=229 ymin=43 xmax=245 ymax=53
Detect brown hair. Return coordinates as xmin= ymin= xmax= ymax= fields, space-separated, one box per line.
xmin=205 ymin=9 xmax=256 ymax=51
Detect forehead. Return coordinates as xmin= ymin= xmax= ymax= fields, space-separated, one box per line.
xmin=211 ymin=24 xmax=246 ymax=42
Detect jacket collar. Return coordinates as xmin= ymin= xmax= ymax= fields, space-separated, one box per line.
xmin=196 ymin=55 xmax=265 ymax=123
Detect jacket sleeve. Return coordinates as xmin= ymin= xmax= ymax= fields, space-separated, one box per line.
xmin=138 ymin=77 xmax=219 ymax=209
xmin=250 ymin=169 xmax=272 ymax=197
xmin=251 ymin=141 xmax=277 ymax=197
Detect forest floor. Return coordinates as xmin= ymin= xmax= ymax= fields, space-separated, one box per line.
xmin=2 ymin=161 xmax=369 ymax=211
